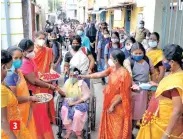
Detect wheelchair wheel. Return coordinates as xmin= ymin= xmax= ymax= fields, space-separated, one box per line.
xmin=55 ymin=95 xmax=63 ymax=138
xmin=56 ymin=95 xmax=61 ymax=126
xmin=91 ymin=96 xmax=96 ymax=131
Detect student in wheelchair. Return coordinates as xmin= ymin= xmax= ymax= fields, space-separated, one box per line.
xmin=60 ymin=67 xmax=91 ymax=139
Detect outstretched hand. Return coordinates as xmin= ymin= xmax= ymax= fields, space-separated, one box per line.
xmin=131 ymin=84 xmax=140 ymax=91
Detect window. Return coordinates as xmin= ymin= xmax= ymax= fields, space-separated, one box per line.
xmin=74 ymin=10 xmax=77 ymax=17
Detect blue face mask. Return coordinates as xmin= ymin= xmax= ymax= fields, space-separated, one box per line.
xmin=6 ymin=65 xmax=15 ymax=76
xmin=162 ymin=62 xmax=171 ymax=70
xmin=13 ymin=59 xmax=22 ymax=69
xmin=132 ymin=55 xmax=144 ymax=62
xmin=77 ymin=30 xmax=83 ymax=36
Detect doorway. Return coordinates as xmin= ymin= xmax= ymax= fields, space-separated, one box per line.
xmin=125 ymin=9 xmax=131 ymax=33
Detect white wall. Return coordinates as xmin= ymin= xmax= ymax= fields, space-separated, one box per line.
xmin=66 ymin=0 xmax=77 ymax=19
xmin=36 ymin=0 xmax=49 ymax=29
xmin=143 ymin=0 xmax=156 ymax=32
xmin=1 ymin=0 xmax=24 ymax=49
xmin=143 ymin=0 xmax=183 ymax=47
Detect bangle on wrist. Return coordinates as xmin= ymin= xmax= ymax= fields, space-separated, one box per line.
xmin=48 ymin=84 xmax=51 ymax=89
xmin=51 ymin=85 xmax=56 ymax=91
xmin=28 ymin=96 xmax=30 ymax=102
xmin=164 ymin=132 xmax=171 ymax=137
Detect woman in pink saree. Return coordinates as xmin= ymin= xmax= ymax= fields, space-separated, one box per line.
xmin=18 ymin=39 xmax=65 ymax=139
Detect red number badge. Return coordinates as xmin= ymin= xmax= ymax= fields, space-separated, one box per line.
xmin=10 ymin=120 xmax=20 ymax=130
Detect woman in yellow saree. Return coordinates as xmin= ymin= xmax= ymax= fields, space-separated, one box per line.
xmin=1 ymin=50 xmax=32 ymax=139
xmin=137 ymin=44 xmax=183 ymax=139
xmin=146 ymin=32 xmax=165 ymax=83
xmin=5 ymin=47 xmax=39 ymax=139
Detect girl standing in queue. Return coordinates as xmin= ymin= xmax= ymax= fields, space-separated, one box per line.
xmin=122 ymin=37 xmax=136 ymax=59
xmin=123 ymin=42 xmax=156 ymax=134
xmin=80 ymin=50 xmax=132 ymax=139
xmin=104 ymin=32 xmax=122 ymax=68
xmin=146 ymin=32 xmax=165 ymax=83
xmin=97 ymin=29 xmax=111 ymax=84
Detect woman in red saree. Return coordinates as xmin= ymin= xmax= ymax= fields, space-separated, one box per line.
xmin=80 ymin=50 xmax=132 ymax=139
xmin=33 ymin=31 xmax=56 ymax=124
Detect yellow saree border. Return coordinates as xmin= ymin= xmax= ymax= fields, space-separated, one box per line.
xmin=155 ymin=71 xmax=183 ymax=102
xmin=147 ymin=49 xmax=163 ymax=66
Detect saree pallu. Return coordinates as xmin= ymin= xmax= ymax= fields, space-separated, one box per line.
xmin=137 ymin=99 xmax=183 ymax=139
xmin=147 ymin=49 xmax=163 ymax=81
xmin=98 ymin=67 xmax=132 ymax=139
xmin=16 ymin=71 xmax=37 ymax=139
xmin=32 ymin=87 xmax=54 ymax=139
xmin=146 ymin=49 xmax=163 ymax=66
xmin=1 ymin=85 xmax=32 ymax=139
xmin=137 ymin=72 xmax=183 ymax=139
xmin=34 ymin=46 xmax=56 ymax=124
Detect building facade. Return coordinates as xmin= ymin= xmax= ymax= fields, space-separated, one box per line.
xmin=85 ymin=0 xmax=183 ymax=46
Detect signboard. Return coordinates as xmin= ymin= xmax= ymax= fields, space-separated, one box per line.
xmin=114 ymin=10 xmax=121 ymax=20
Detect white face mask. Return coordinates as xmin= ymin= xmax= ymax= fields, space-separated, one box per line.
xmin=111 ymin=38 xmax=119 ymax=43
xmin=112 ymin=45 xmax=118 ymax=49
xmin=148 ymin=41 xmax=157 ymax=48
xmin=139 ymin=24 xmax=144 ymax=28
xmin=125 ymin=43 xmax=133 ymax=51
xmin=146 ymin=36 xmax=150 ymax=40
xmin=108 ymin=59 xmax=115 ymax=67
xmin=26 ymin=51 xmax=35 ymax=59
xmin=37 ymin=39 xmax=45 ymax=47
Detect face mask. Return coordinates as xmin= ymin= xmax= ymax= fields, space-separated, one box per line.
xmin=71 ymin=45 xmax=80 ymax=51
xmin=70 ymin=77 xmax=78 ymax=84
xmin=112 ymin=45 xmax=118 ymax=49
xmin=125 ymin=43 xmax=133 ymax=51
xmin=111 ymin=39 xmax=119 ymax=43
xmin=26 ymin=51 xmax=35 ymax=59
xmin=37 ymin=39 xmax=45 ymax=47
xmin=121 ymin=39 xmax=125 ymax=43
xmin=6 ymin=65 xmax=15 ymax=76
xmin=13 ymin=59 xmax=22 ymax=69
xmin=143 ymin=45 xmax=149 ymax=50
xmin=146 ymin=36 xmax=150 ymax=40
xmin=77 ymin=30 xmax=83 ymax=36
xmin=104 ymin=34 xmax=110 ymax=38
xmin=139 ymin=24 xmax=144 ymax=28
xmin=108 ymin=59 xmax=115 ymax=67
xmin=162 ymin=62 xmax=171 ymax=70
xmin=148 ymin=41 xmax=157 ymax=48
xmin=132 ymin=54 xmax=144 ymax=62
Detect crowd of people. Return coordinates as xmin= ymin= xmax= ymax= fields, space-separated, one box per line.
xmin=1 ymin=19 xmax=183 ymax=139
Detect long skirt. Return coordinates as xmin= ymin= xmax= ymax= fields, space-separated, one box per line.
xmin=132 ymin=90 xmax=148 ymax=120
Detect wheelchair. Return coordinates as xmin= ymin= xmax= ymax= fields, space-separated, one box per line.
xmin=55 ymin=95 xmax=96 ymax=139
